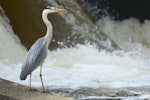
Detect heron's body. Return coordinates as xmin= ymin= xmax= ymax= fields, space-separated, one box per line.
xmin=20 ymin=38 xmax=47 ymax=80
xmin=19 ymin=6 xmax=65 ymax=92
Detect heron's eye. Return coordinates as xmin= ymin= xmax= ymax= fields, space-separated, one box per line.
xmin=51 ymin=7 xmax=55 ymax=10
xmin=45 ymin=6 xmax=55 ymax=10
xmin=45 ymin=6 xmax=51 ymax=9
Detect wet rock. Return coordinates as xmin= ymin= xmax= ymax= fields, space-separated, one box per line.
xmin=0 ymin=78 xmax=72 ymax=100
xmin=46 ymin=86 xmax=150 ymax=100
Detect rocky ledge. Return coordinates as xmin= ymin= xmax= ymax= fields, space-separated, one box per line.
xmin=0 ymin=78 xmax=72 ymax=100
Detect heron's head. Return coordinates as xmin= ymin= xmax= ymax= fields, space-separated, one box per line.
xmin=43 ymin=6 xmax=65 ymax=14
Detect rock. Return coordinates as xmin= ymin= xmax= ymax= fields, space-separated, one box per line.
xmin=0 ymin=78 xmax=72 ymax=100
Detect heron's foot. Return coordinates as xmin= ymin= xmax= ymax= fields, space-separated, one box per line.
xmin=42 ymin=88 xmax=46 ymax=92
xmin=41 ymin=91 xmax=46 ymax=93
xmin=41 ymin=90 xmax=49 ymax=93
xmin=28 ymin=88 xmax=38 ymax=91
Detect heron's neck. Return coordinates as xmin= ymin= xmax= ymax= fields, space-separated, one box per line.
xmin=42 ymin=12 xmax=53 ymax=47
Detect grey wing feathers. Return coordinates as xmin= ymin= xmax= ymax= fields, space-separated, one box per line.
xmin=20 ymin=38 xmax=47 ymax=80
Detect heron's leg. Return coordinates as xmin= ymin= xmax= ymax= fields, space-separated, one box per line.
xmin=30 ymin=73 xmax=32 ymax=91
xmin=40 ymin=64 xmax=45 ymax=92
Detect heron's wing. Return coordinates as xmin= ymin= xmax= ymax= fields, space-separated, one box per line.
xmin=22 ymin=38 xmax=47 ymax=73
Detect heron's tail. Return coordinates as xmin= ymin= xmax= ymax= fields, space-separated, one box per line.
xmin=20 ymin=66 xmax=29 ymax=80
xmin=20 ymin=70 xmax=28 ymax=80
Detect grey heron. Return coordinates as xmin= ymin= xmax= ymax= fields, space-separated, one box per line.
xmin=20 ymin=6 xmax=65 ymax=92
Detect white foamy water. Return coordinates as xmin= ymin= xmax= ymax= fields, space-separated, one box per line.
xmin=0 ymin=6 xmax=26 ymax=63
xmin=98 ymin=17 xmax=150 ymax=54
xmin=1 ymin=43 xmax=150 ymax=89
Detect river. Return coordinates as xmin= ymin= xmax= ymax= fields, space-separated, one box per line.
xmin=0 ymin=0 xmax=150 ymax=100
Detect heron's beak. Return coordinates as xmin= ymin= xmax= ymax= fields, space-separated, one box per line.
xmin=55 ymin=8 xmax=65 ymax=12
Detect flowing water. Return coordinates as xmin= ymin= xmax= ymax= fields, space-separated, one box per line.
xmin=1 ymin=1 xmax=150 ymax=100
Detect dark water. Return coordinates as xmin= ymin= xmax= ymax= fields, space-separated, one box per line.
xmin=0 ymin=0 xmax=119 ymax=51
xmin=79 ymin=0 xmax=150 ymax=22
